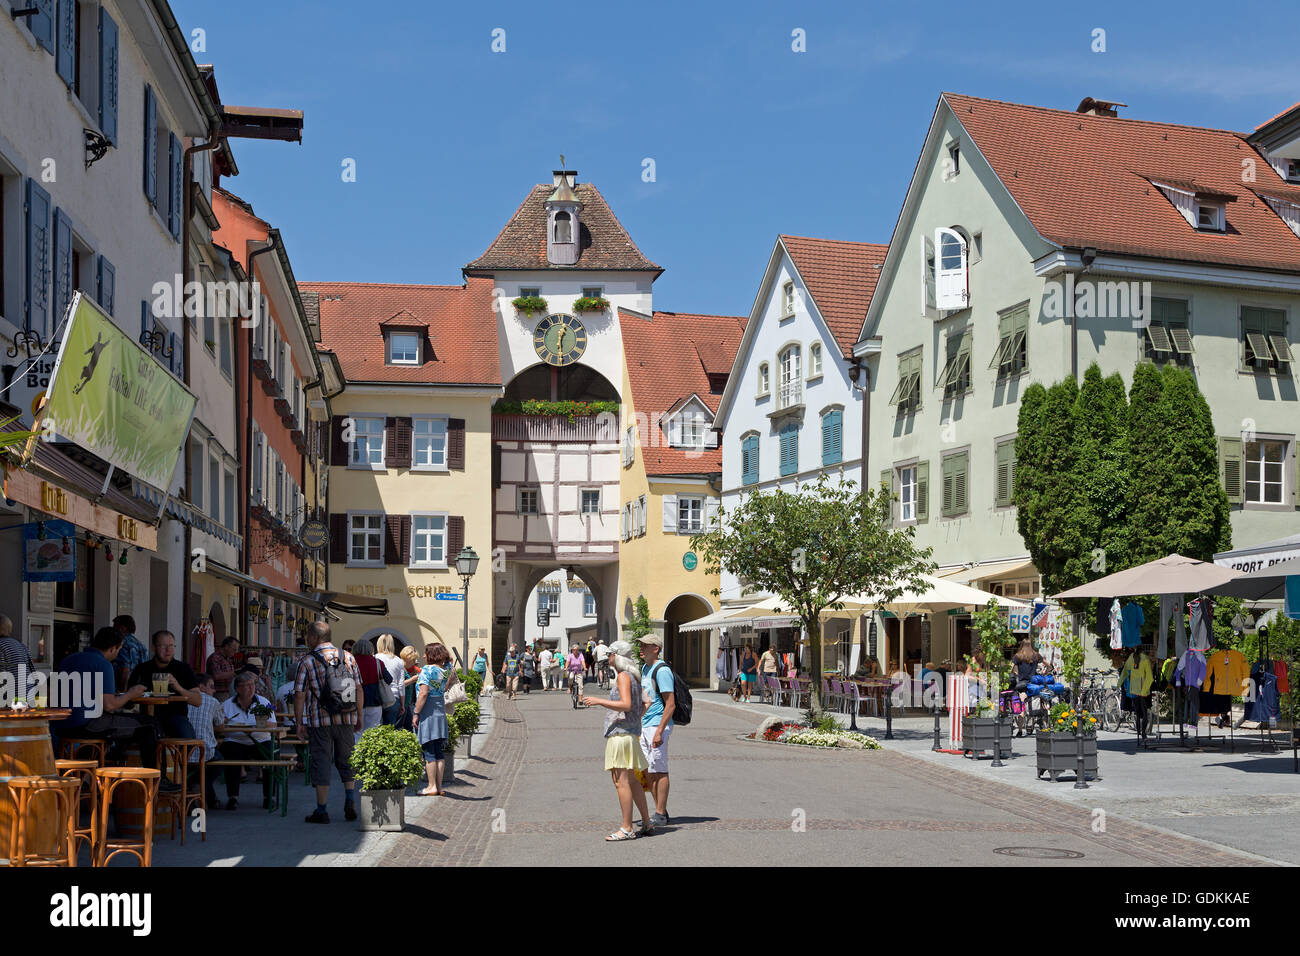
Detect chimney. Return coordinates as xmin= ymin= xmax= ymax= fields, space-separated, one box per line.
xmin=552 ymin=169 xmax=576 ymax=188
xmin=1076 ymin=97 xmax=1127 ymax=118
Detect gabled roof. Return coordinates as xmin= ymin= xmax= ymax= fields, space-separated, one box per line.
xmin=300 ymin=280 xmax=501 ymax=386
xmin=465 ymin=183 xmax=662 ymax=274
xmin=781 ymin=236 xmax=888 ymax=356
xmin=619 ymin=309 xmax=746 ymax=477
xmin=942 ymin=92 xmax=1300 ymax=274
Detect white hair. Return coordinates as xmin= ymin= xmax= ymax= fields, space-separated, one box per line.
xmin=608 ymin=640 xmax=638 ymax=675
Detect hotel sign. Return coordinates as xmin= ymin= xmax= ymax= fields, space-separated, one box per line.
xmin=3 ymin=466 xmax=158 ymax=551
xmin=344 ymin=583 xmax=458 ymax=599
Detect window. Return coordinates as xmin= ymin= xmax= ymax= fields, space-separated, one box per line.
xmin=519 ymin=286 xmax=540 ymax=298
xmin=348 ymin=514 xmax=383 ymax=565
xmin=389 ymin=332 xmax=419 ymax=365
xmin=940 ymin=451 xmax=970 ymax=518
xmin=581 ymin=488 xmax=601 ymax=514
xmin=928 ymin=227 xmax=969 ymax=310
xmin=809 ymin=343 xmax=823 ymax=379
xmin=349 ymin=416 xmax=384 ymax=468
xmin=412 ymin=416 xmax=448 ymax=469
xmin=208 ymin=452 xmax=220 ymax=523
xmin=995 ymin=438 xmax=1017 ymax=508
xmin=1196 ymin=202 xmax=1225 ymax=232
xmin=582 ymin=286 xmax=603 ymax=299
xmin=757 ymin=362 xmax=770 ymax=397
xmin=741 ymin=433 xmax=759 ymax=485
xmin=1245 ymin=440 xmax=1286 ymax=505
xmin=518 ymin=487 xmax=540 ymax=515
xmin=948 ymin=143 xmax=960 ymax=177
xmin=1242 ymin=306 xmax=1291 ymax=373
xmin=820 ymin=408 xmax=842 ymax=466
xmin=1144 ymin=297 xmax=1193 ymax=365
xmin=584 ymin=592 xmax=596 ymax=617
xmin=553 ymin=211 xmax=572 ymax=243
xmin=890 ymin=350 xmax=922 ymax=416
xmin=678 ymin=495 xmax=704 ymax=533
xmin=779 ymin=420 xmax=799 ymax=477
xmin=636 ymin=495 xmax=647 ymax=536
xmin=224 ymin=470 xmax=236 ymax=532
xmin=219 ymin=313 xmax=233 ymax=378
xmin=992 ymin=306 xmax=1028 ymax=379
xmin=539 ymin=589 xmax=559 ymax=614
xmin=672 ymin=410 xmax=706 ymax=448
xmin=1287 ymin=160 xmax=1300 ymax=184
xmin=189 ymin=439 xmax=204 ymax=509
xmin=252 ymin=430 xmax=264 ymax=502
xmin=778 ymin=346 xmax=802 ymax=408
xmin=622 ymin=426 xmax=636 ymax=467
xmin=899 ymin=466 xmax=917 ymax=522
xmin=782 ymin=281 xmax=796 ymax=316
xmin=410 ymin=514 xmax=448 ymax=567
xmin=938 ymin=328 xmax=972 ymax=398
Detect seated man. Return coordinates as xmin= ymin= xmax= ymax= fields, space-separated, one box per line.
xmin=52 ymin=627 xmax=176 ymax=789
xmin=0 ymin=613 xmax=35 ymax=705
xmin=218 ymin=671 xmax=277 ymax=810
xmin=127 ymin=629 xmax=200 ymax=739
xmin=187 ymin=673 xmax=224 ymax=807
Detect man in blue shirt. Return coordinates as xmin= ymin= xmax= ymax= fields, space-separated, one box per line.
xmin=113 ymin=615 xmax=148 ymax=694
xmin=639 ymin=636 xmax=675 ymax=828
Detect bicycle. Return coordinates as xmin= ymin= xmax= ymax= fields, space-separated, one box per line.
xmin=1079 ymin=668 xmax=1124 ymax=732
xmin=596 ymin=660 xmax=611 ymax=689
xmin=570 ymin=673 xmax=587 ymax=709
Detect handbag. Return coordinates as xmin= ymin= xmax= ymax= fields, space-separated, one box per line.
xmin=444 ymin=681 xmax=468 ymax=715
xmin=375 ymin=664 xmax=396 ymax=709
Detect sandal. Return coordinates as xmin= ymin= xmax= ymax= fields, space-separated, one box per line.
xmin=638 ymin=822 xmax=655 ymax=837
xmin=605 ymin=827 xmax=637 ymax=842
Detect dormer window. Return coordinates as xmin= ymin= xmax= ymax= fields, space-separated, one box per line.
xmin=808 ymin=343 xmax=823 ymax=380
xmin=554 ymin=211 xmax=572 ymax=243
xmin=1196 ymin=202 xmax=1225 ymax=232
xmin=666 ymin=401 xmax=714 ymax=449
xmin=388 ymin=332 xmax=420 ymax=365
xmin=1288 ymin=160 xmax=1300 ymax=184
xmin=782 ymin=281 xmax=796 ymax=316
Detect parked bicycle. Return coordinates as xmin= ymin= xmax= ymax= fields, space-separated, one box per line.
xmin=1078 ymin=667 xmax=1124 ymax=732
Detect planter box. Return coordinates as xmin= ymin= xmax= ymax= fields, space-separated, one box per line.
xmin=961 ymin=716 xmax=1012 ymax=758
xmin=357 ymin=788 xmax=405 ymax=831
xmin=443 ymin=747 xmax=457 ymax=785
xmin=251 ymin=358 xmax=272 ymax=382
xmin=1036 ymin=734 xmax=1099 ymax=782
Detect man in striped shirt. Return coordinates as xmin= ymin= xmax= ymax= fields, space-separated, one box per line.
xmin=0 ymin=615 xmax=34 ymax=705
xmin=294 ymin=621 xmax=362 ymax=824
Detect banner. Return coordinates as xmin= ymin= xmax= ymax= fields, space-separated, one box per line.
xmin=41 ymin=293 xmax=197 ymax=490
xmin=22 ymin=519 xmax=76 ymax=582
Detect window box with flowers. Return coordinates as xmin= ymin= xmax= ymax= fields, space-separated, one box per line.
xmin=251 ymin=358 xmax=273 ymax=383
xmin=572 ymin=295 xmax=610 ymax=314
xmin=512 ymin=295 xmax=549 ymax=316
xmin=1035 ymin=702 xmax=1099 ymax=782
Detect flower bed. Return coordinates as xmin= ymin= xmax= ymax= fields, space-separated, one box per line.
xmin=747 ymin=722 xmax=881 ymax=750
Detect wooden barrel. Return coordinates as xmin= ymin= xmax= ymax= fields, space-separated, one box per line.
xmin=111 ymin=746 xmax=170 ymax=839
xmin=0 ymin=714 xmax=61 ymax=863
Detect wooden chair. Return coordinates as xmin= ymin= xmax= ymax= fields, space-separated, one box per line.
xmin=58 ymin=738 xmax=108 ymax=766
xmin=6 ymin=776 xmax=81 ymax=867
xmin=93 ymin=767 xmax=160 ymax=867
xmin=156 ymin=739 xmax=205 ymax=845
xmin=55 ymin=758 xmax=100 ymax=859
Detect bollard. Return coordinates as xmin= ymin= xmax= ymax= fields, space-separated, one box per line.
xmin=1074 ymin=726 xmax=1089 ymax=789
xmin=991 ymin=711 xmax=1004 ymax=767
xmin=885 ymin=685 xmax=894 ymax=740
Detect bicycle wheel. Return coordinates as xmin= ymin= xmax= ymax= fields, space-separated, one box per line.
xmin=1102 ymin=692 xmax=1122 ymax=733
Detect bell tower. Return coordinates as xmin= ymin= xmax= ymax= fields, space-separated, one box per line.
xmin=545 ymin=166 xmax=582 ymax=265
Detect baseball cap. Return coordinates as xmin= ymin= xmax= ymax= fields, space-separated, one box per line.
xmin=640 ymin=635 xmax=663 ymax=647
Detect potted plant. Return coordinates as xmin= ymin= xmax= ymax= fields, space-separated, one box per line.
xmin=961 ymin=697 xmax=1012 ymax=758
xmin=960 ymin=598 xmax=1016 ymax=758
xmin=349 ymin=725 xmax=425 ymax=831
xmin=444 ymin=698 xmax=481 ymax=782
xmin=1036 ymin=701 xmax=1099 ymax=782
xmin=512 ymin=294 xmax=548 ymax=316
xmin=251 ymin=702 xmax=273 ymax=728
xmin=572 ymin=295 xmax=609 ymax=313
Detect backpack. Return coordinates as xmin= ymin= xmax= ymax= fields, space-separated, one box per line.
xmin=647 ymin=661 xmax=693 ymax=727
xmin=312 ymin=649 xmax=356 ymax=716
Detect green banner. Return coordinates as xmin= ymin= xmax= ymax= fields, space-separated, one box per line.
xmin=42 ymin=293 xmax=197 ymax=490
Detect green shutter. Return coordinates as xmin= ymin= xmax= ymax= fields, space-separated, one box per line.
xmin=1292 ymin=439 xmax=1298 ymax=508
xmin=143 ymin=86 xmax=157 ymax=204
xmin=822 ymin=409 xmax=842 ymax=466
xmin=1219 ymin=437 xmax=1243 ymax=504
xmin=995 ymin=441 xmax=1014 ymax=507
xmin=880 ymin=469 xmax=892 ymax=493
xmin=954 ymin=452 xmax=969 ymax=515
xmin=941 ymin=455 xmax=954 ymax=517
xmin=916 ymin=460 xmax=929 ymax=523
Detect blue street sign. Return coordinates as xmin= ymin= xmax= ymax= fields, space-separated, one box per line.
xmin=436 ymin=593 xmax=465 ymax=601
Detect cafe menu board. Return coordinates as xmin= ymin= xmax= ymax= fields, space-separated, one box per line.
xmin=23 ymin=519 xmax=76 ymax=582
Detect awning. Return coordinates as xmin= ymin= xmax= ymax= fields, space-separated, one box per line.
xmin=130 ymin=478 xmax=243 ymax=550
xmin=678 ymin=606 xmax=750 ymax=633
xmin=965 ymin=559 xmax=1037 ymax=583
xmin=318 ymin=591 xmax=390 ymax=617
xmin=1214 ymin=533 xmax=1300 ymax=574
xmin=203 ymin=559 xmax=325 ymax=614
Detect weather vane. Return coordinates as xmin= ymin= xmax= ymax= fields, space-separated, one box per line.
xmin=560 ymin=154 xmax=566 ymax=170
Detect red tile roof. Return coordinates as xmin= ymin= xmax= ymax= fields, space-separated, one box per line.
xmin=944 ymin=93 xmax=1300 ymax=274
xmin=780 ymin=236 xmax=888 ymax=357
xmin=300 ymin=279 xmax=501 ymax=386
xmin=465 ymin=183 xmax=661 ymax=274
xmin=620 ymin=309 xmax=746 ymax=477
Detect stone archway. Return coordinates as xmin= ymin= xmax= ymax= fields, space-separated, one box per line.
xmin=663 ymin=593 xmax=713 ymax=687
xmin=509 ymin=564 xmax=607 ymax=655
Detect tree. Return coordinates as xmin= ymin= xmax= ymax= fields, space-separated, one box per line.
xmin=1075 ymin=364 xmax=1130 ymax=571
xmin=691 ymin=473 xmax=935 ymax=711
xmin=625 ymin=595 xmax=653 ymax=658
xmin=1124 ymin=362 xmax=1166 ymax=567
xmin=1154 ymin=364 xmax=1231 ymax=559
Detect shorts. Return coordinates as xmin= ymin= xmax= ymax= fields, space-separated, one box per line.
xmin=604 ymin=734 xmax=648 ymax=772
xmin=307 ymin=723 xmax=356 ymax=787
xmin=741 ymin=672 xmax=756 ymax=683
xmin=421 ymin=737 xmax=446 ymax=761
xmin=639 ymin=724 xmax=671 ymax=774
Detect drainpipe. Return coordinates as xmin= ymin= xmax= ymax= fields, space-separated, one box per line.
xmin=242 ymin=237 xmax=279 ymax=634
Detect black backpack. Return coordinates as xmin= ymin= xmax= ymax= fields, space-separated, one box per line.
xmin=312 ymin=649 xmax=356 ymax=715
xmin=647 ymin=661 xmax=693 ymax=726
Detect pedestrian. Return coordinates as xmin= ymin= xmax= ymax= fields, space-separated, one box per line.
xmin=567 ymin=642 xmax=586 ymax=697
xmin=582 ymin=640 xmax=652 ymax=841
xmin=584 ymin=640 xmax=596 ymax=680
xmin=352 ymin=638 xmax=387 ymax=740
xmin=758 ymin=643 xmax=779 ymax=701
xmin=206 ymin=636 xmax=239 ymax=700
xmin=522 ymin=645 xmax=536 ymax=694
xmin=595 ymin=638 xmax=610 ymax=686
xmin=398 ymin=644 xmax=421 ymax=730
xmin=538 ymin=645 xmax=554 ymax=691
xmin=219 ymin=671 xmax=277 ymax=810
xmin=738 ymin=645 xmax=758 ymax=703
xmin=293 ymin=621 xmax=362 ymax=824
xmin=375 ymin=634 xmax=405 ymax=727
xmin=500 ymin=644 xmax=521 ymax=700
xmin=638 ymin=635 xmax=675 ymax=827
xmin=412 ymin=643 xmax=460 ymax=796
xmin=126 ymin=629 xmax=201 ymax=738
xmin=472 ymin=646 xmax=489 ymax=690
xmin=0 ymin=614 xmax=35 ymax=705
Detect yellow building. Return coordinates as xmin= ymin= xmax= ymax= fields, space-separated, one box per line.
xmin=617 ymin=309 xmax=746 ymax=685
xmin=301 ymin=280 xmax=501 ymax=665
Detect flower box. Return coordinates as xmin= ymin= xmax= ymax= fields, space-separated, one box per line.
xmin=251 ymin=358 xmax=272 ymax=382
xmin=572 ymin=295 xmax=610 ymax=313
xmin=274 ymin=397 xmax=292 ymax=418
xmin=260 ymin=377 xmax=278 ymax=396
xmin=1035 ymin=734 xmax=1099 ymax=782
xmin=961 ymin=716 xmax=1012 ymax=759
xmin=512 ymin=295 xmax=548 ymax=316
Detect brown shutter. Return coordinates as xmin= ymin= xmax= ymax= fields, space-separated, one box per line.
xmin=399 ymin=515 xmax=412 ymax=565
xmin=330 ymin=416 xmax=347 ymax=466
xmin=384 ymin=514 xmax=405 ymax=565
xmin=385 ymin=417 xmax=412 ymax=468
xmin=447 ymin=515 xmax=465 ymax=559
xmin=447 ymin=418 xmax=466 ymax=470
xmin=329 ymin=513 xmax=347 ymax=564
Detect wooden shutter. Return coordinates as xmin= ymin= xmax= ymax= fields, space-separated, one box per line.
xmin=55 ymin=0 xmax=75 ymax=85
xmin=329 ymin=513 xmax=347 ymax=564
xmin=97 ymin=7 xmax=119 ymax=144
xmin=51 ymin=208 xmax=72 ymax=327
xmin=491 ymin=443 xmax=502 ymax=489
xmin=705 ymin=497 xmax=720 ymax=530
xmin=1219 ymin=437 xmax=1243 ymax=504
xmin=953 ymin=452 xmax=969 ymax=515
xmin=822 ymin=410 xmax=842 ymax=466
xmin=742 ymin=435 xmax=758 ymax=484
xmin=447 ymin=418 xmax=466 ymax=470
xmin=30 ymin=0 xmax=54 ymax=52
xmin=168 ymin=132 xmax=183 ymax=239
xmin=1292 ymin=440 xmax=1298 ymax=508
xmin=941 ymin=455 xmax=954 ymax=517
xmin=921 ymin=234 xmax=937 ymax=318
xmin=330 ymin=416 xmax=348 ymax=466
xmin=385 ymin=417 xmax=412 ymax=468
xmin=995 ymin=441 xmax=1014 ymax=507
xmin=96 ymin=256 xmax=114 ymax=316
xmin=780 ymin=422 xmax=798 ymax=476
xmin=447 ymin=515 xmax=465 ymax=559
xmin=662 ymin=494 xmax=677 ymax=533
xmin=881 ymin=469 xmax=895 ymax=524
xmin=142 ymin=86 xmax=157 ymax=204
xmin=384 ymin=514 xmax=403 ymax=565
xmin=916 ymin=460 xmax=929 ymax=524
xmin=24 ymin=179 xmax=51 ymax=334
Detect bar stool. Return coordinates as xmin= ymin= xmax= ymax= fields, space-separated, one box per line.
xmin=55 ymin=758 xmax=100 ymax=859
xmin=6 ymin=776 xmax=81 ymax=867
xmin=156 ymin=738 xmax=205 ymax=845
xmin=58 ymin=738 xmax=108 ymax=766
xmin=93 ymin=767 xmax=160 ymax=867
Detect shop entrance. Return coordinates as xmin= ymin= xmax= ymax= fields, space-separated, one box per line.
xmin=663 ymin=594 xmax=711 ymax=687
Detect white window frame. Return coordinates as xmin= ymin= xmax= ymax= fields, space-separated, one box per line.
xmin=677 ymin=494 xmax=704 ymax=534
xmin=779 ymin=346 xmax=802 ymax=408
xmin=808 ymin=342 xmax=823 ymax=380
xmin=518 ymin=486 xmax=540 ymax=515
xmin=346 ymin=511 xmax=385 ymax=568
xmin=898 ymin=465 xmax=917 ymax=523
xmin=1244 ymin=436 xmax=1290 ymax=507
xmin=583 ymin=592 xmax=597 ymax=617
xmin=388 ymin=331 xmax=420 ymax=365
xmin=349 ymin=416 xmax=385 ymax=470
xmin=580 ymin=488 xmax=601 ymax=514
xmin=782 ymin=281 xmax=796 ymax=316
xmin=757 ymin=362 xmax=770 ymax=398
xmin=1196 ymin=202 xmax=1225 ymax=232
xmin=519 ymin=286 xmax=540 ymax=298
xmin=412 ymin=415 xmax=448 ymax=470
xmin=581 ymin=286 xmax=603 ymax=299
xmin=934 ymin=227 xmax=969 ymax=310
xmin=409 ymin=512 xmax=449 ymax=569
xmin=540 ymin=589 xmax=560 ymax=615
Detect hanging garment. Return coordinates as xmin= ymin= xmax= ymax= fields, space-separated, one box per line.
xmin=1175 ymin=649 xmax=1206 ymax=689
xmin=1096 ymin=598 xmax=1114 ymax=643
xmin=1286 ymin=576 xmax=1300 ymax=620
xmin=1158 ymin=594 xmax=1177 ymax=660
xmin=715 ymin=652 xmax=727 ymax=681
xmin=1119 ymin=652 xmax=1153 ymax=697
xmin=1243 ymin=665 xmax=1280 ymax=725
xmin=1274 ymin=659 xmax=1290 ymax=695
xmin=1173 ymin=602 xmax=1188 ymax=659
xmin=1199 ymin=692 xmax=1231 ymax=717
xmin=1109 ymin=600 xmax=1124 ymax=650
xmin=1120 ymin=602 xmax=1146 ymax=648
xmin=948 ymin=673 xmax=968 ymax=749
xmin=1182 ymin=685 xmax=1201 ymax=728
xmin=1187 ymin=598 xmax=1213 ymax=651
xmin=1202 ymin=648 xmax=1249 ymax=697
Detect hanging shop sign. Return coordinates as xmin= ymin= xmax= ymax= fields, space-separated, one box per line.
xmin=298 ymin=518 xmax=329 ymax=551
xmin=22 ymin=519 xmax=75 ymax=582
xmin=1009 ymin=607 xmax=1033 ymax=633
xmin=3 ymin=466 xmax=158 ymax=550
xmin=5 ymin=348 xmax=59 ymax=427
xmin=39 ymin=293 xmax=197 ymax=491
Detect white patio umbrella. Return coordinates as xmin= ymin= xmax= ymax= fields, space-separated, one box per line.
xmin=1051 ymin=554 xmax=1240 ymax=600
xmin=823 ymin=574 xmax=1029 ymax=617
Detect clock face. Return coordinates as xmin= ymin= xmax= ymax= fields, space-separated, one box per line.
xmin=533 ymin=313 xmax=587 ymax=366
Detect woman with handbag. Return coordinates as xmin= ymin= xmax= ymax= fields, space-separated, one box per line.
xmin=413 ymin=642 xmax=461 ymax=796
xmin=353 ymin=639 xmax=391 ymax=740
xmin=581 ymin=640 xmax=652 ymax=841
xmin=375 ymin=634 xmax=405 ymax=727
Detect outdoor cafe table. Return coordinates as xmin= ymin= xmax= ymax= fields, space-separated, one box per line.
xmin=213 ymin=725 xmax=295 ymax=815
xmin=132 ymin=694 xmax=190 ymax=710
xmin=0 ymin=708 xmax=71 ymax=865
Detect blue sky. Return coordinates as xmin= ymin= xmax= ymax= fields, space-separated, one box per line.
xmin=173 ymin=0 xmax=1297 ymax=317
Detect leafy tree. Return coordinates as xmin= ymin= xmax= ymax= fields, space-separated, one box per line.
xmin=1154 ymin=364 xmax=1231 ymax=559
xmin=625 ymin=595 xmax=654 ymax=658
xmin=691 ymin=473 xmax=935 ymax=710
xmin=1075 ymin=364 xmax=1130 ymax=570
xmin=1124 ymin=362 xmax=1167 ymax=568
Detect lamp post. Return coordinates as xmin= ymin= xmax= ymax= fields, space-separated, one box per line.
xmin=455 ymin=546 xmax=481 ymax=673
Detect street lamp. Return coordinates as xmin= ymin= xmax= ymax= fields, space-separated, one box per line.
xmin=455 ymin=546 xmax=480 ymax=671
xmin=247 ymin=593 xmax=261 ymax=624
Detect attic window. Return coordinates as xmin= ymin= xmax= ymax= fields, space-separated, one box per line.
xmin=388 ymin=332 xmax=420 ymax=365
xmin=948 ymin=143 xmax=960 ymax=177
xmin=1196 ymin=202 xmax=1225 ymax=232
xmin=1288 ymin=160 xmax=1300 ymax=184
xmin=554 ymin=211 xmax=572 ymax=243
xmin=707 ymin=373 xmax=727 ymax=394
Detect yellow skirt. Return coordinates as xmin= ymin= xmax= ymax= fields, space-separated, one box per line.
xmin=604 ymin=733 xmax=649 ymax=772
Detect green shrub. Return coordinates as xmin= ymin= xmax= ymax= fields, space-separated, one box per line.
xmin=445 ymin=698 xmax=481 ymax=754
xmin=457 ymin=669 xmax=484 ymax=700
xmin=512 ymin=294 xmax=548 ymax=315
xmin=350 ymin=725 xmax=425 ymax=791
